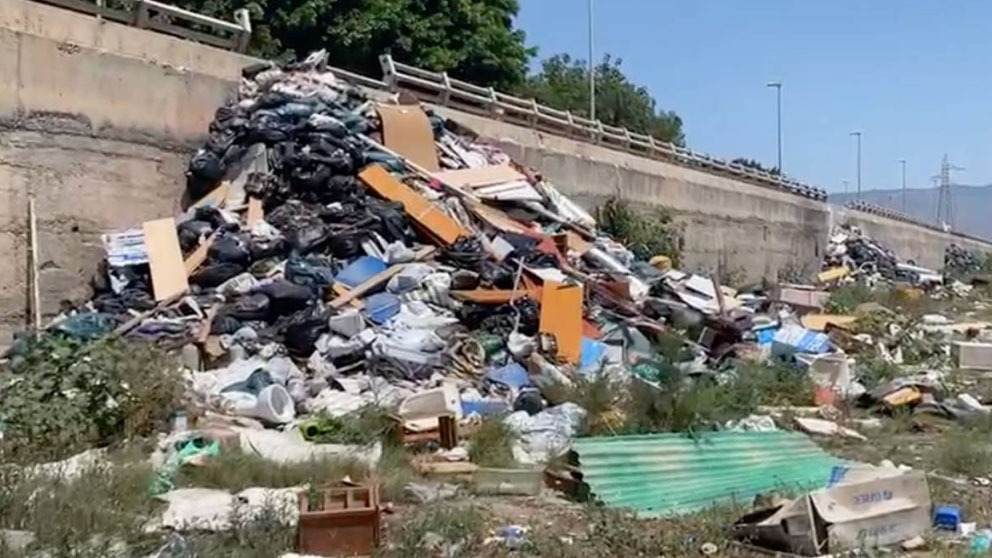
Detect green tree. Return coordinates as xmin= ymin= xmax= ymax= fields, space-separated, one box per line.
xmin=172 ymin=0 xmax=534 ymax=90
xmin=731 ymin=158 xmax=780 ymax=175
xmin=518 ymin=54 xmax=685 ymax=145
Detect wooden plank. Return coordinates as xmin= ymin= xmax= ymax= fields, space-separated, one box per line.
xmin=451 ymin=288 xmax=542 ymax=304
xmin=329 ymin=266 xmax=406 ymax=309
xmin=143 ymin=218 xmax=188 ymax=301
xmin=359 ymin=165 xmax=467 ymax=245
xmin=184 ymin=232 xmax=217 ymax=276
xmin=432 ymin=165 xmax=525 ymax=189
xmin=190 ymin=182 xmax=229 ymax=209
xmin=539 ymin=281 xmax=583 ymax=364
xmin=246 ymin=197 xmax=264 ymax=227
xmin=376 ymin=104 xmax=439 ymax=171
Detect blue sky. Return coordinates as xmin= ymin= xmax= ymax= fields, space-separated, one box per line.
xmin=516 ymin=0 xmax=992 ymax=193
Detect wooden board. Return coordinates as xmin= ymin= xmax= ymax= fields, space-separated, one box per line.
xmin=184 ymin=232 xmax=217 ymax=276
xmin=246 ymin=197 xmax=264 ymax=227
xmin=376 ymin=104 xmax=439 ymax=171
xmin=142 ymin=218 xmax=188 ymax=301
xmin=452 ymin=288 xmax=542 ymax=304
xmin=432 ymin=165 xmax=525 ymax=189
xmin=539 ymin=281 xmax=583 ymax=364
xmin=190 ymin=182 xmax=229 ymax=210
xmin=359 ymin=165 xmax=466 ymax=245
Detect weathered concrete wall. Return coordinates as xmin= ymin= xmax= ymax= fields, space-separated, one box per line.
xmin=434 ymin=107 xmax=992 ymax=279
xmin=3 ymin=0 xmax=991 ymax=344
xmin=0 ymin=0 xmax=247 ymax=342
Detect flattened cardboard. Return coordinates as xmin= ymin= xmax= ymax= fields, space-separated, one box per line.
xmin=142 ymin=218 xmax=189 ymax=301
xmin=376 ymin=104 xmax=439 ymax=171
xmin=737 ymin=469 xmax=930 ymax=556
xmin=801 ymin=314 xmax=858 ymax=331
xmin=359 ymin=165 xmax=466 ymax=245
xmin=433 ymin=165 xmax=525 ymax=189
xmin=539 ymin=282 xmax=583 ymax=364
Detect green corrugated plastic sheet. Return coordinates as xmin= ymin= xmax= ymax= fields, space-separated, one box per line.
xmin=571 ymin=430 xmax=845 ymax=518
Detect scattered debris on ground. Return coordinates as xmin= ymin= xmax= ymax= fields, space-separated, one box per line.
xmin=6 ymin=50 xmax=992 ymax=557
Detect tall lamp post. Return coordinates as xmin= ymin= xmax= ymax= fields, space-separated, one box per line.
xmin=767 ymin=81 xmax=782 ymax=172
xmin=898 ymin=159 xmax=907 ymax=212
xmin=588 ymin=0 xmax=595 ymax=121
xmin=850 ymin=131 xmax=862 ymax=199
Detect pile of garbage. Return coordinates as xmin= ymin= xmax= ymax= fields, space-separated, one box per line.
xmin=16 ymin=49 xmax=816 ymax=449
xmin=945 ymin=243 xmax=984 ymax=275
xmin=823 ymin=224 xmax=942 ymax=286
xmin=10 ymin=50 xmax=992 ymax=557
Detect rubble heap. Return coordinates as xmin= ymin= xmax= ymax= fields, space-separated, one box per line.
xmin=823 ymin=224 xmax=942 ymax=286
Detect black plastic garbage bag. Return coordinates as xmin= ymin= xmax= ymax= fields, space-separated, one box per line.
xmin=283 ymin=309 xmax=330 ymax=356
xmin=259 ymin=281 xmax=313 ymax=316
xmin=211 ymin=314 xmax=242 ymax=335
xmin=228 ymin=293 xmax=270 ymax=321
xmin=209 ymin=234 xmax=252 ymax=266
xmin=178 ymin=220 xmax=215 ymax=252
xmin=191 ymin=263 xmax=245 ymax=288
xmin=286 ymin=255 xmax=335 ymax=295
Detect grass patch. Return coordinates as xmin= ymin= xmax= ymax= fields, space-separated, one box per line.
xmin=0 ymin=456 xmax=161 ymax=557
xmin=622 ymin=360 xmax=814 ymax=434
xmin=596 ymin=196 xmax=684 ymax=266
xmin=824 ymin=282 xmax=876 ymax=314
xmin=0 ymin=337 xmax=185 ymax=465
xmin=525 ymin=503 xmax=743 ymax=558
xmin=176 ymin=449 xmax=369 ymax=492
xmin=178 ymin=504 xmax=295 ymax=558
xmin=301 ymin=405 xmax=395 ymax=446
xmin=935 ymin=428 xmax=992 ymax=477
xmin=372 ymin=443 xmax=418 ymax=502
xmin=377 ymin=505 xmax=489 ymax=558
xmin=468 ymin=416 xmax=517 ymax=468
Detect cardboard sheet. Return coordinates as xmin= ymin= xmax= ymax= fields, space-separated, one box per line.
xmin=433 ymin=165 xmax=525 ymax=189
xmin=376 ymin=104 xmax=439 ymax=171
xmin=359 ymin=165 xmax=466 ymax=245
xmin=143 ymin=218 xmax=189 ymax=301
xmin=738 ymin=469 xmax=930 ymax=555
xmin=539 ymin=281 xmax=583 ymax=364
xmin=801 ymin=314 xmax=858 ymax=331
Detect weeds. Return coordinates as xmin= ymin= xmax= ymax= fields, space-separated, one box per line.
xmin=468 ymin=416 xmax=517 ymax=468
xmin=596 ymin=196 xmax=684 ymax=266
xmin=0 ymin=457 xmax=161 ymax=557
xmin=378 ymin=505 xmax=489 ymax=558
xmin=181 ymin=503 xmax=295 ymax=558
xmin=0 ymin=337 xmax=184 ymax=464
xmin=622 ymin=360 xmax=813 ymax=434
xmin=935 ymin=428 xmax=992 ymax=477
xmin=525 ymin=504 xmax=742 ymax=558
xmin=303 ymin=405 xmax=395 ymax=446
xmin=824 ymin=282 xmax=875 ymax=314
xmin=176 ymin=449 xmax=368 ymax=492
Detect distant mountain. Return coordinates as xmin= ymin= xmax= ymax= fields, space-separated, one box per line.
xmin=829 ymin=184 xmax=992 ymax=240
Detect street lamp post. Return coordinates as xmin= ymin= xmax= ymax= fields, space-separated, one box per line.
xmin=767 ymin=81 xmax=782 ymax=172
xmin=588 ymin=0 xmax=595 ymax=122
xmin=850 ymin=131 xmax=862 ymax=199
xmin=898 ymin=159 xmax=907 ymax=212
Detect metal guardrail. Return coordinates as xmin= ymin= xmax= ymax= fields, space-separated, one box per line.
xmin=34 ymin=0 xmax=251 ymax=52
xmin=843 ymin=200 xmax=940 ymax=230
xmin=378 ymin=54 xmax=828 ymax=202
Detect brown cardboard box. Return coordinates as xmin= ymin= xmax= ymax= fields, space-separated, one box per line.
xmin=736 ymin=469 xmax=931 ymax=555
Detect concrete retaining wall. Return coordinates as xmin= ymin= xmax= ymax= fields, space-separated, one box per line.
xmin=1 ymin=0 xmax=989 ymax=344
xmin=0 ymin=0 xmax=246 ymax=342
